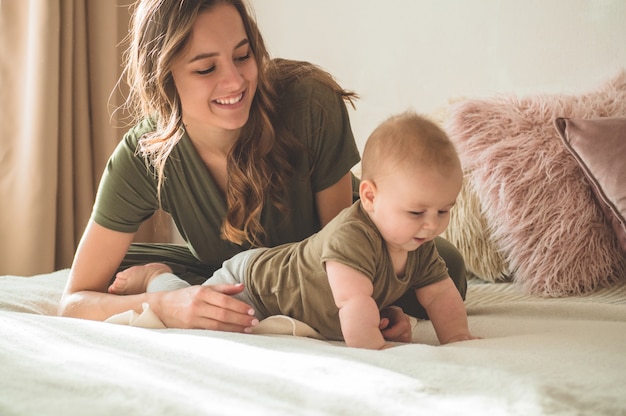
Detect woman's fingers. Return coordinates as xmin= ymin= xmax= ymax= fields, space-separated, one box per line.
xmin=198 ymin=283 xmax=255 ymax=316
xmin=158 ymin=285 xmax=258 ymax=332
xmin=208 ymin=282 xmax=246 ymax=296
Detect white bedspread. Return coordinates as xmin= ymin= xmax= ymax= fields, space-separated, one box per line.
xmin=1 ymin=270 xmax=625 ymax=416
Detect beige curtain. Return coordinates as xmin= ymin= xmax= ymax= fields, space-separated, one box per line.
xmin=0 ymin=0 xmax=171 ymax=276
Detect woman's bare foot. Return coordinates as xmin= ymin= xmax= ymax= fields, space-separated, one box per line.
xmin=108 ymin=263 xmax=173 ymax=295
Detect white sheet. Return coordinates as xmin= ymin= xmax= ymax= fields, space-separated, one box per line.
xmin=1 ymin=270 xmax=625 ymax=415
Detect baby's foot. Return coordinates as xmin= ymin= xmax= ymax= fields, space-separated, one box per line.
xmin=108 ymin=263 xmax=172 ymax=295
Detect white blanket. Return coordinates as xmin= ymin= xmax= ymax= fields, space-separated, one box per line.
xmin=1 ymin=270 xmax=625 ymax=415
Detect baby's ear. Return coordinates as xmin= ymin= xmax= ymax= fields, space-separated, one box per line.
xmin=359 ymin=179 xmax=377 ymax=210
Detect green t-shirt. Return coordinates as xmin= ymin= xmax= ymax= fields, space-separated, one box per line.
xmin=92 ymin=76 xmax=360 ymax=273
xmin=245 ymin=201 xmax=449 ymax=341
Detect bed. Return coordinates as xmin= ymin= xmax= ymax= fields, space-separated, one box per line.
xmin=1 ymin=270 xmax=625 ymax=415
xmin=2 ymin=72 xmax=626 ymax=415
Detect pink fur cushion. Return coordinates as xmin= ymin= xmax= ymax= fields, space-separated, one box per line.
xmin=555 ymin=117 xmax=626 ymax=254
xmin=445 ymin=71 xmax=626 ymax=296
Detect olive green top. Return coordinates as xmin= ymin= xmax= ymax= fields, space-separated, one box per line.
xmin=92 ymin=76 xmax=360 ymax=273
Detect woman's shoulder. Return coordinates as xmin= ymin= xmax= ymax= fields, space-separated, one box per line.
xmin=270 ymin=58 xmax=345 ymax=105
xmin=274 ymin=64 xmax=351 ymax=139
xmin=123 ymin=118 xmax=157 ymax=143
xmin=282 ymin=77 xmax=340 ymax=111
xmin=107 ymin=118 xmax=157 ymax=165
xmin=110 ymin=118 xmax=158 ymax=159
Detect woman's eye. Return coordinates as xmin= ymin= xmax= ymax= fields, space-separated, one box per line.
xmin=196 ymin=66 xmax=216 ymax=75
xmin=235 ymin=53 xmax=251 ymax=63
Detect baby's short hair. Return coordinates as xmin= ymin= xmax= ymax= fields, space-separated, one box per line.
xmin=361 ymin=111 xmax=461 ymax=181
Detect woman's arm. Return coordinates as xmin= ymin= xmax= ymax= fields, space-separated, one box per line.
xmin=59 ymin=220 xmax=258 ymax=332
xmin=314 ymin=172 xmax=353 ymax=227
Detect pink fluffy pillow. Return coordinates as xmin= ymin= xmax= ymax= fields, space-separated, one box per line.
xmin=445 ymin=71 xmax=626 ymax=296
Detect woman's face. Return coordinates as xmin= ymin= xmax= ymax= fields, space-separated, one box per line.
xmin=170 ymin=4 xmax=258 ymax=136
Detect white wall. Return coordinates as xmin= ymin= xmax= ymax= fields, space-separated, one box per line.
xmin=251 ymin=0 xmax=626 ymax=151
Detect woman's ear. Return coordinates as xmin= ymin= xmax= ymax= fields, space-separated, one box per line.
xmin=359 ymin=179 xmax=376 ymax=211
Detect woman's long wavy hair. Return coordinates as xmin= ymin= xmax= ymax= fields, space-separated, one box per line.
xmin=121 ymin=0 xmax=357 ymax=247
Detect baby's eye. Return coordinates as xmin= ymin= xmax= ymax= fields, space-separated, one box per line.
xmin=409 ymin=211 xmax=425 ymax=216
xmin=196 ymin=66 xmax=216 ymax=75
xmin=438 ymin=210 xmax=450 ymax=215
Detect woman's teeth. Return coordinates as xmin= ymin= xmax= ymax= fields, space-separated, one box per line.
xmin=215 ymin=93 xmax=243 ymax=105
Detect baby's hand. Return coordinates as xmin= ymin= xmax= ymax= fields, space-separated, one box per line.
xmin=379 ymin=306 xmax=412 ymax=343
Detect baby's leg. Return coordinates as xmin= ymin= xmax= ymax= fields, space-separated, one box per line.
xmin=146 ymin=272 xmax=190 ymax=293
xmin=108 ymin=263 xmax=181 ymax=295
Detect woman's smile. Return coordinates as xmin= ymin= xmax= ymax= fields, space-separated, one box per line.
xmin=214 ymin=91 xmax=245 ymax=106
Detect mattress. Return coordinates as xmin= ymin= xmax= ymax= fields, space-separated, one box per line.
xmin=1 ymin=269 xmax=625 ymax=415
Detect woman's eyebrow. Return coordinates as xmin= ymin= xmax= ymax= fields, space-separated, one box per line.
xmin=187 ymin=38 xmax=249 ymax=64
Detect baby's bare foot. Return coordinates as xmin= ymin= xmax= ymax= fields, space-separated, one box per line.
xmin=108 ymin=263 xmax=172 ymax=295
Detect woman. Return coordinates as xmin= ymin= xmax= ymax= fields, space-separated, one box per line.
xmin=58 ymin=0 xmax=466 ymax=338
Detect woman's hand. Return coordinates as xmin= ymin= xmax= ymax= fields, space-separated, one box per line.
xmin=153 ymin=283 xmax=259 ymax=333
xmin=379 ymin=306 xmax=412 ymax=343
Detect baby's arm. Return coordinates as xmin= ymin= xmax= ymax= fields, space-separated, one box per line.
xmin=325 ymin=260 xmax=389 ymax=350
xmin=415 ymin=277 xmax=479 ymax=344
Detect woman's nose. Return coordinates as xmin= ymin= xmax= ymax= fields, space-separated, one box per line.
xmin=219 ymin=61 xmax=244 ymax=89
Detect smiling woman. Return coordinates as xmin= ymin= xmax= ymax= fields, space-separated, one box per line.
xmin=56 ymin=0 xmax=388 ymax=335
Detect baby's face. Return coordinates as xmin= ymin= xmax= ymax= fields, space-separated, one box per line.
xmin=367 ymin=166 xmax=462 ymax=254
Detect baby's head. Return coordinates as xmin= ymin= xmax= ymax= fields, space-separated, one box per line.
xmin=359 ymin=112 xmax=462 ymax=252
xmin=361 ymin=111 xmax=461 ymax=182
